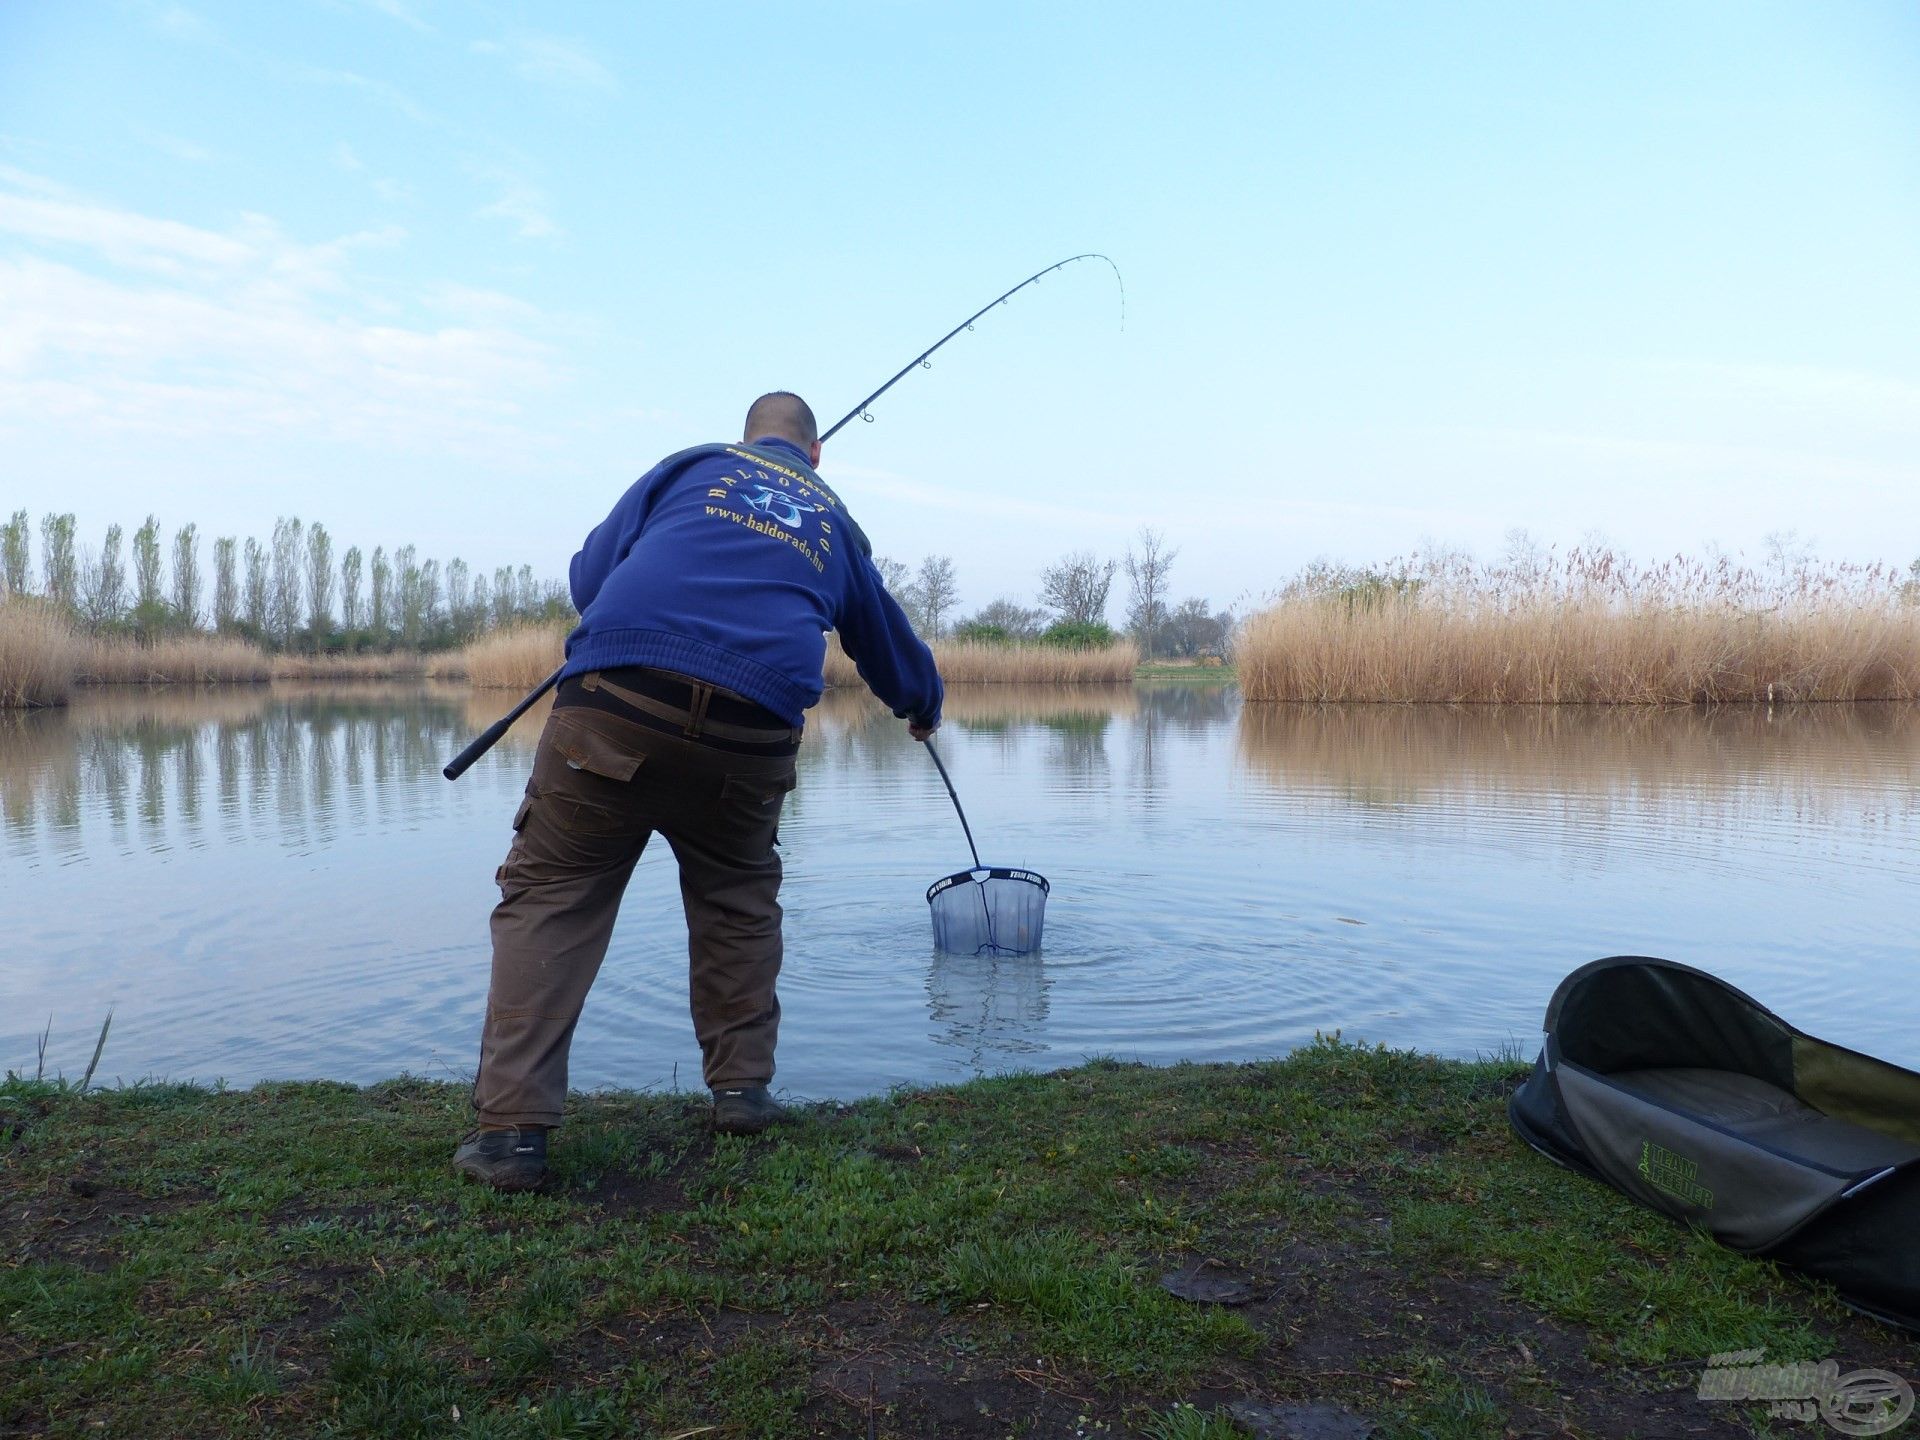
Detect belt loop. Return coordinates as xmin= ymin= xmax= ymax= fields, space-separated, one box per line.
xmin=684 ymin=682 xmax=713 ymax=738
xmin=582 ymin=672 xmax=601 ymax=692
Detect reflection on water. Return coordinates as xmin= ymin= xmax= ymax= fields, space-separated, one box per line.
xmin=5 ymin=684 xmax=1919 ymax=1095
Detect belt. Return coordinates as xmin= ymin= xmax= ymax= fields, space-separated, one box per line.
xmin=555 ymin=668 xmax=803 ymax=755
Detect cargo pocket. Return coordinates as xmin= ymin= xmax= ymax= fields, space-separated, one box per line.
xmin=721 ymin=772 xmax=798 ymax=807
xmin=539 ymin=717 xmax=645 ymax=836
xmin=552 ymin=719 xmax=644 ymax=783
xmin=495 ymin=791 xmax=537 ymax=894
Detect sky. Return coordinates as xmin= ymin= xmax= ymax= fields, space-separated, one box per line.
xmin=2 ymin=0 xmax=1917 ymax=619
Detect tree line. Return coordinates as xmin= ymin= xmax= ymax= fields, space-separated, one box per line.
xmin=879 ymin=527 xmax=1233 ymax=659
xmin=0 ymin=510 xmax=572 ymax=653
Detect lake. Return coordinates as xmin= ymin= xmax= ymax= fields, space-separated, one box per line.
xmin=5 ymin=682 xmax=1919 ymax=1100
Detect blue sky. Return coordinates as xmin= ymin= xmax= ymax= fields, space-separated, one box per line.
xmin=2 ymin=1 xmax=1916 ymax=617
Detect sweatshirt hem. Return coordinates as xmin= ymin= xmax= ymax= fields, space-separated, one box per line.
xmin=561 ymin=630 xmax=817 ymax=725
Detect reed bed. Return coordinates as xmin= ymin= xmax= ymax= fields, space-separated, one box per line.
xmin=1239 ymin=550 xmax=1920 ymax=704
xmin=822 ymin=636 xmax=1139 ymax=688
xmin=459 ymin=624 xmax=567 ymax=689
xmin=77 ymin=635 xmax=272 ymax=686
xmin=0 ymin=598 xmax=82 ymax=707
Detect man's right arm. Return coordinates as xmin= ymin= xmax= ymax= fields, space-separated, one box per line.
xmin=835 ymin=553 xmax=944 ymax=733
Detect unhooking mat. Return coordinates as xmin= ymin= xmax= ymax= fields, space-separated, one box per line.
xmin=1509 ymin=955 xmax=1920 ymax=1330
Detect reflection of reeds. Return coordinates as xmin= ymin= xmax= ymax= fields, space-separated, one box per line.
xmin=459 ymin=625 xmax=566 ymax=689
xmin=271 ymin=653 xmax=430 ymax=681
xmin=806 ymin=683 xmax=1140 ymax=736
xmin=1240 ymin=550 xmax=1920 ymax=704
xmin=80 ymin=635 xmax=271 ymax=685
xmin=823 ymin=636 xmax=1138 ymax=688
xmin=0 ymin=598 xmax=80 ymax=707
xmin=1237 ymin=702 xmax=1920 ymax=807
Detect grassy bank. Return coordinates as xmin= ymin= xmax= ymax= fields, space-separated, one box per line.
xmin=825 ymin=636 xmax=1141 ymax=688
xmin=4 ymin=1042 xmax=1908 ymax=1438
xmin=1241 ymin=551 xmax=1920 ymax=704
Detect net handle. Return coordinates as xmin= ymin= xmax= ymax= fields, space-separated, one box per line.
xmin=924 ymin=739 xmax=982 ymax=871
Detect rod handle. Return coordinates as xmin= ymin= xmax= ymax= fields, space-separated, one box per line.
xmin=443 ymin=665 xmax=565 ymax=781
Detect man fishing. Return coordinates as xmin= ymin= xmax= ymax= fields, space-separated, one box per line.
xmin=455 ymin=392 xmax=942 ymax=1191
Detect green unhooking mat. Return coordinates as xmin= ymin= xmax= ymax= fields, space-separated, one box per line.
xmin=1509 ymin=955 xmax=1920 ymax=1331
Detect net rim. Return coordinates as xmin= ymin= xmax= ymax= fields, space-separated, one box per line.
xmin=925 ymin=866 xmax=1051 ymax=904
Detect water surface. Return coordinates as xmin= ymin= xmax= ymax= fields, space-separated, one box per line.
xmin=5 ymin=683 xmax=1918 ymax=1098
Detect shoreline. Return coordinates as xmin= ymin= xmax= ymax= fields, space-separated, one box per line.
xmin=4 ymin=1042 xmax=1909 ymax=1436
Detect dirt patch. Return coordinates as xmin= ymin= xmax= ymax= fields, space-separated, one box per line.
xmin=1 ymin=1170 xmax=212 ymax=1269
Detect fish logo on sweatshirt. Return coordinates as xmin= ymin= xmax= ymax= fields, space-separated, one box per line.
xmin=743 ymin=485 xmax=822 ymax=530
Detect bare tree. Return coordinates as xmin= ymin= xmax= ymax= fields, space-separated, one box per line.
xmin=78 ymin=524 xmax=127 ymax=629
xmin=959 ymin=598 xmax=1046 ymax=640
xmin=305 ymin=523 xmax=335 ymax=635
xmin=340 ymin=547 xmax=364 ymax=632
xmin=1 ymin=510 xmax=29 ymax=597
xmin=370 ymin=546 xmax=392 ymax=636
xmin=915 ymin=555 xmax=958 ymax=639
xmin=242 ymin=538 xmax=270 ymax=634
xmin=1039 ymin=550 xmax=1116 ymax=627
xmin=170 ymin=523 xmax=201 ymax=628
xmin=40 ymin=513 xmax=78 ymax=611
xmin=1162 ymin=597 xmax=1227 ymax=657
xmin=212 ymin=537 xmax=238 ymax=631
xmin=1123 ymin=527 xmax=1178 ymax=660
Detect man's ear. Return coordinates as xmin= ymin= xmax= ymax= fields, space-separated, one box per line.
xmin=809 ymin=440 xmax=823 ymax=467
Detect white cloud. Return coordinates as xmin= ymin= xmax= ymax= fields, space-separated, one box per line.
xmin=471 ymin=32 xmax=615 ymax=92
xmin=469 ymin=162 xmax=561 ymax=241
xmin=136 ymin=130 xmax=214 ymax=164
xmin=0 ymin=170 xmax=562 ymax=455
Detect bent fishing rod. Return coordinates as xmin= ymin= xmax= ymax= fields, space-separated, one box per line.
xmin=443 ymin=252 xmax=1122 ymax=781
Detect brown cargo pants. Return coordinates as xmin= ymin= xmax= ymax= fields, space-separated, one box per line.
xmin=471 ymin=673 xmax=798 ymax=1128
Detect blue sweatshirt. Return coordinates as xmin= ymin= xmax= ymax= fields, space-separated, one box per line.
xmin=562 ymin=436 xmax=943 ymax=728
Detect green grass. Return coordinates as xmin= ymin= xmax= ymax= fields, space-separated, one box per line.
xmin=2 ymin=1040 xmax=1909 ymax=1438
xmin=1135 ymin=663 xmax=1237 ymax=681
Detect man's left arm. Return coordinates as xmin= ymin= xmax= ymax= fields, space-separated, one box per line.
xmin=569 ymin=462 xmax=668 ymax=613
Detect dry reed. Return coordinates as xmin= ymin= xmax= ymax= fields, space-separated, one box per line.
xmin=0 ymin=598 xmax=82 ymax=707
xmin=823 ymin=636 xmax=1139 ymax=688
xmin=459 ymin=624 xmax=567 ymax=689
xmin=78 ymin=635 xmax=272 ymax=685
xmin=1239 ymin=549 xmax=1920 ymax=704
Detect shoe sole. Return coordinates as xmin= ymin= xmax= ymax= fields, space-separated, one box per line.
xmin=453 ymin=1161 xmax=551 ymax=1193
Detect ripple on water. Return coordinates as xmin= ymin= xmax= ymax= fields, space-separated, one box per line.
xmin=5 ymin=690 xmax=1920 ymax=1091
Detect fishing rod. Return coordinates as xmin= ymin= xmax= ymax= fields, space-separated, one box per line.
xmin=443 ymin=253 xmax=1122 ymax=782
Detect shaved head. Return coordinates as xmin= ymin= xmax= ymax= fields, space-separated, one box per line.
xmin=743 ymin=392 xmax=818 ymax=450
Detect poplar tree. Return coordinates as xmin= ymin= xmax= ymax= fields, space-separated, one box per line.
xmin=305 ymin=523 xmax=335 ymax=635
xmin=40 ymin=513 xmax=78 ymax=611
xmin=340 ymin=547 xmax=364 ymax=632
xmin=212 ymin=537 xmax=238 ymax=631
xmin=1 ymin=511 xmax=29 ymax=597
xmin=171 ymin=524 xmax=202 ymax=628
xmin=242 ymin=538 xmax=270 ymax=635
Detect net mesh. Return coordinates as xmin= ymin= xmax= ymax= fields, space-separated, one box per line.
xmin=927 ymin=867 xmax=1049 ymax=955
